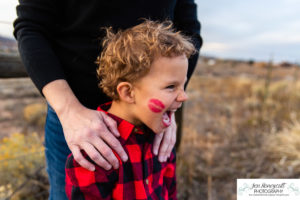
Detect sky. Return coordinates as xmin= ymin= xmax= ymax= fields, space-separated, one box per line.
xmin=195 ymin=0 xmax=300 ymax=63
xmin=0 ymin=0 xmax=299 ymax=63
xmin=0 ymin=0 xmax=17 ymax=37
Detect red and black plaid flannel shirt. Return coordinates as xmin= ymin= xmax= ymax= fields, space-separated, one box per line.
xmin=65 ymin=102 xmax=177 ymax=200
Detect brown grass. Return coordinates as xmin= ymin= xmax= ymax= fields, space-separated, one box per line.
xmin=1 ymin=57 xmax=300 ymax=199
xmin=177 ymin=58 xmax=300 ymax=199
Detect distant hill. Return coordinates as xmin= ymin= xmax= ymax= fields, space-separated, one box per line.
xmin=0 ymin=35 xmax=18 ymax=53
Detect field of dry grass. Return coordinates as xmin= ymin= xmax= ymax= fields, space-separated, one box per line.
xmin=1 ymin=56 xmax=300 ymax=199
xmin=177 ymin=57 xmax=300 ymax=199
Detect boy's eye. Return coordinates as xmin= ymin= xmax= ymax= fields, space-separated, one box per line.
xmin=166 ymin=85 xmax=175 ymax=89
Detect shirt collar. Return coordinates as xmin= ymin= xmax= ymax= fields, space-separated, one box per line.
xmin=97 ymin=102 xmax=145 ymax=143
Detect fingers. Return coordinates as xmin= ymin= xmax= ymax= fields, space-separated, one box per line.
xmin=62 ymin=107 xmax=127 ymax=171
xmin=70 ymin=145 xmax=96 ymax=171
xmin=153 ymin=132 xmax=163 ymax=156
xmin=157 ymin=112 xmax=177 ymax=162
xmin=99 ymin=112 xmax=120 ymax=137
xmin=70 ymin=136 xmax=122 ymax=171
xmin=97 ymin=113 xmax=128 ymax=163
xmin=81 ymin=141 xmax=113 ymax=170
xmin=165 ymin=125 xmax=176 ymax=158
xmin=91 ymin=135 xmax=123 ymax=169
xmin=158 ymin=129 xmax=172 ymax=162
xmin=82 ymin=122 xmax=126 ymax=169
xmin=167 ymin=113 xmax=177 ymax=156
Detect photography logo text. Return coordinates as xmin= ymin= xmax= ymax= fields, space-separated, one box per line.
xmin=237 ymin=179 xmax=300 ymax=200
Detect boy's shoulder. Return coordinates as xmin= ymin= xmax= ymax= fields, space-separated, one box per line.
xmin=65 ymin=151 xmax=119 ymax=199
xmin=65 ymin=151 xmax=118 ymax=173
xmin=65 ymin=151 xmax=118 ymax=186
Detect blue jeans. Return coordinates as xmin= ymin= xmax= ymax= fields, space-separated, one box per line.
xmin=45 ymin=105 xmax=71 ymax=200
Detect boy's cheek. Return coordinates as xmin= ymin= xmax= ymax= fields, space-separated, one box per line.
xmin=147 ymin=98 xmax=165 ymax=113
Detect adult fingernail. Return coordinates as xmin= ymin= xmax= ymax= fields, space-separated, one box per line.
xmin=90 ymin=166 xmax=95 ymax=171
xmin=114 ymin=163 xmax=119 ymax=169
xmin=153 ymin=149 xmax=158 ymax=156
xmin=159 ymin=156 xmax=164 ymax=162
xmin=106 ymin=165 xmax=112 ymax=170
xmin=122 ymin=155 xmax=128 ymax=162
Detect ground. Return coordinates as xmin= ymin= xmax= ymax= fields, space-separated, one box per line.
xmin=1 ymin=57 xmax=299 ymax=199
xmin=0 ymin=78 xmax=45 ymax=139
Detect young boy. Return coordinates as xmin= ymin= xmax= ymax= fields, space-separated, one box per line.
xmin=65 ymin=20 xmax=196 ymax=200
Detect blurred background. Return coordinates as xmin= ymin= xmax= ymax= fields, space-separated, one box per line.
xmin=0 ymin=0 xmax=300 ymax=199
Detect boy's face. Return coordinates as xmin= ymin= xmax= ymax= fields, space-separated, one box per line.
xmin=131 ymin=55 xmax=188 ymax=134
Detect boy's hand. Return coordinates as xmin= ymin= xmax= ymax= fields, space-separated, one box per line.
xmin=153 ymin=112 xmax=176 ymax=162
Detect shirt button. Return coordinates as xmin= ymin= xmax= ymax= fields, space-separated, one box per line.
xmin=145 ymin=179 xmax=149 ymax=185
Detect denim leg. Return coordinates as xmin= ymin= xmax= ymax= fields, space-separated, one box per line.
xmin=45 ymin=104 xmax=71 ymax=200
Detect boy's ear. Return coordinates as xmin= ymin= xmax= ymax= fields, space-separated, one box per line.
xmin=116 ymin=82 xmax=135 ymax=103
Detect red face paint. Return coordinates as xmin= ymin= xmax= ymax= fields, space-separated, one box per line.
xmin=148 ymin=98 xmax=165 ymax=113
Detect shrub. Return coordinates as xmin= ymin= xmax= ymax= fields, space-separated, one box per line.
xmin=0 ymin=132 xmax=48 ymax=199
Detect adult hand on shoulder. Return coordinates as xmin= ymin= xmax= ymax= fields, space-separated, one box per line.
xmin=60 ymin=105 xmax=128 ymax=171
xmin=153 ymin=112 xmax=176 ymax=162
xmin=43 ymin=80 xmax=128 ymax=171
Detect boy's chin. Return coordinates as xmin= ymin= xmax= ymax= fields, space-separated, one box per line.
xmin=142 ymin=119 xmax=169 ymax=134
xmin=149 ymin=125 xmax=167 ymax=134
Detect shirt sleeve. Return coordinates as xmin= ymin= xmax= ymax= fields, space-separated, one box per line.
xmin=65 ymin=153 xmax=118 ymax=200
xmin=173 ymin=0 xmax=203 ymax=86
xmin=13 ymin=0 xmax=66 ymax=94
xmin=164 ymin=148 xmax=177 ymax=200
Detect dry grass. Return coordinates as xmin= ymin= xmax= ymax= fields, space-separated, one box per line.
xmin=23 ymin=103 xmax=47 ymax=127
xmin=0 ymin=132 xmax=48 ymax=199
xmin=177 ymin=58 xmax=300 ymax=199
xmin=1 ymin=57 xmax=300 ymax=199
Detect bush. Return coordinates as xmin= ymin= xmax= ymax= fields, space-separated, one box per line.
xmin=0 ymin=132 xmax=48 ymax=199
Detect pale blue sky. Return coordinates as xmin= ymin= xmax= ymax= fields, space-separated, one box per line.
xmin=0 ymin=0 xmax=299 ymax=62
xmin=196 ymin=0 xmax=300 ymax=62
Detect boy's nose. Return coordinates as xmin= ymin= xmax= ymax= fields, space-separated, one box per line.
xmin=177 ymin=90 xmax=188 ymax=102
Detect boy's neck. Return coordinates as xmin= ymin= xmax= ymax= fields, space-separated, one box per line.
xmin=107 ymin=101 xmax=141 ymax=126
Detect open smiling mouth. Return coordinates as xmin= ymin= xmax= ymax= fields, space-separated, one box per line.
xmin=162 ymin=110 xmax=172 ymax=127
xmin=148 ymin=99 xmax=175 ymax=128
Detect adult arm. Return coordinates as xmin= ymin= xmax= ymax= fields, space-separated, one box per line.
xmin=14 ymin=0 xmax=127 ymax=171
xmin=42 ymin=80 xmax=127 ymax=171
xmin=174 ymin=0 xmax=203 ymax=85
xmin=13 ymin=0 xmax=65 ymax=90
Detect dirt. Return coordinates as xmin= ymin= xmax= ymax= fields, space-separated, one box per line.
xmin=0 ymin=78 xmax=45 ymax=139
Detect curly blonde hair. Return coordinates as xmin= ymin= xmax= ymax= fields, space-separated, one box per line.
xmin=96 ymin=20 xmax=196 ymax=100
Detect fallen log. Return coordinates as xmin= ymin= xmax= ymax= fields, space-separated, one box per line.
xmin=0 ymin=53 xmax=28 ymax=78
